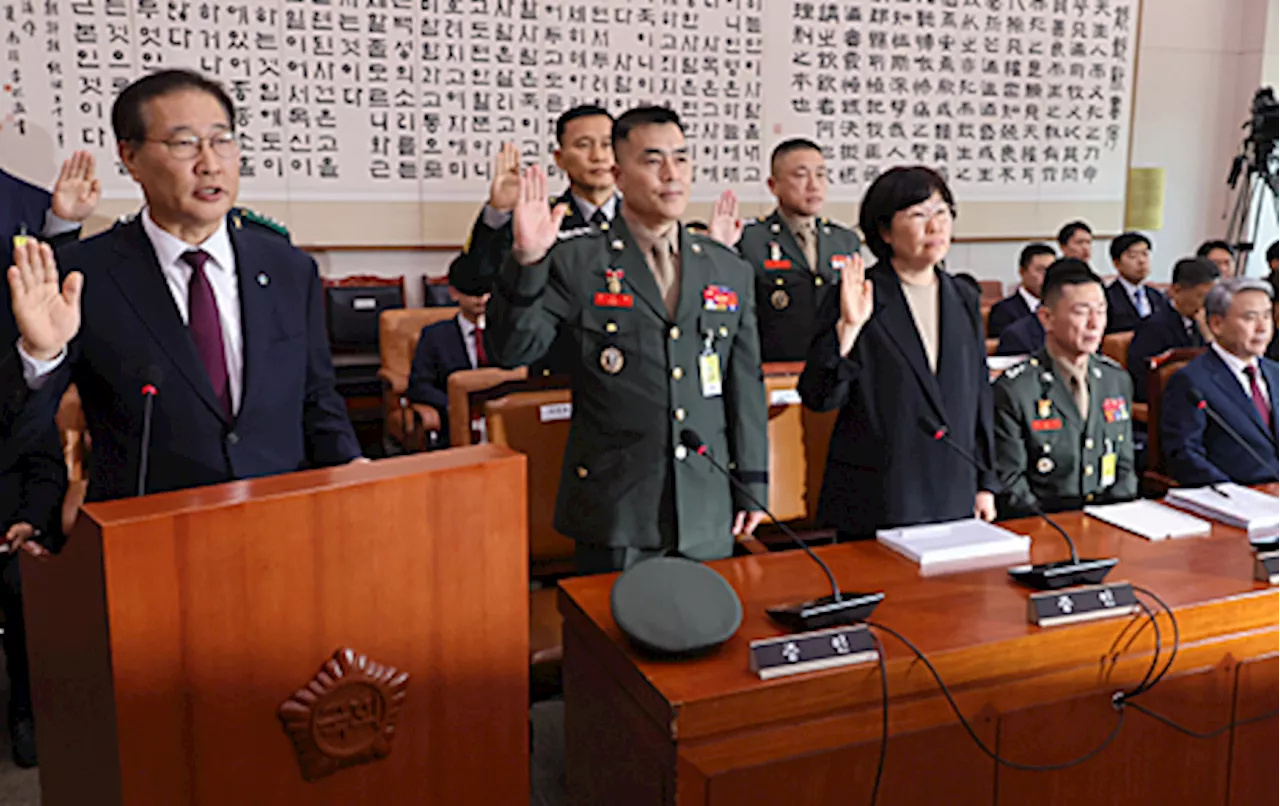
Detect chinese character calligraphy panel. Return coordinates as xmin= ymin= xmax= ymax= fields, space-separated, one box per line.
xmin=0 ymin=0 xmax=1140 ymax=244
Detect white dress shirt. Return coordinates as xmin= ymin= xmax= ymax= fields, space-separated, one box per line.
xmin=1017 ymin=286 xmax=1041 ymax=313
xmin=1212 ymin=341 xmax=1271 ymax=409
xmin=21 ymin=209 xmax=246 ymax=414
xmin=456 ymin=312 xmax=485 ymax=370
xmin=1114 ymin=275 xmax=1152 ymax=318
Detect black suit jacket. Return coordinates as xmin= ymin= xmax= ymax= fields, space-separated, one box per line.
xmin=1105 ymin=281 xmax=1165 ymax=334
xmin=995 ymin=313 xmax=1045 ymax=356
xmin=798 ymin=263 xmax=997 ymax=536
xmin=406 ymin=318 xmax=474 ymax=447
xmin=1127 ymin=299 xmax=1204 ymax=403
xmin=16 ymin=214 xmax=360 ymax=503
xmin=1 ymin=170 xmax=81 ymax=348
xmin=987 ymin=291 xmax=1033 ymax=338
xmin=0 ymin=424 xmax=66 ymax=549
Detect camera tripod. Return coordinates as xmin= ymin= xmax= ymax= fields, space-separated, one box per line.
xmin=1225 ymin=146 xmax=1278 ymax=277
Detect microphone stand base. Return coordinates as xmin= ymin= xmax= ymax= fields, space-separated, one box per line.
xmin=1007 ymin=557 xmax=1118 ymax=591
xmin=766 ymin=591 xmax=885 ymax=632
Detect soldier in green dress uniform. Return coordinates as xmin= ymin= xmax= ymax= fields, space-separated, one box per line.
xmin=486 ymin=106 xmax=769 ymax=574
xmin=993 ymin=259 xmax=1138 ymax=518
xmin=736 ymin=139 xmax=861 ymax=361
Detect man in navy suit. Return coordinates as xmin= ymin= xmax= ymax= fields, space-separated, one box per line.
xmin=407 ymin=254 xmax=490 ymax=447
xmin=2 ymin=154 xmax=101 ymax=346
xmin=1105 ymin=232 xmax=1165 ymax=334
xmin=988 ymin=242 xmax=1055 ymax=337
xmin=996 ymin=307 xmax=1046 ymax=356
xmin=7 ymin=69 xmax=360 ymax=503
xmin=1128 ymin=257 xmax=1218 ymax=402
xmin=1163 ymin=277 xmax=1278 ymax=485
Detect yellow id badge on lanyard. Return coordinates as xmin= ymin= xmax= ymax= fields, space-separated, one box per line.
xmin=1100 ymin=452 xmax=1117 ymax=488
xmin=699 ymin=330 xmax=722 ymax=398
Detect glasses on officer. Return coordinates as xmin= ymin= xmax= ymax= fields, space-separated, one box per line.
xmin=146 ymin=129 xmax=239 ymax=160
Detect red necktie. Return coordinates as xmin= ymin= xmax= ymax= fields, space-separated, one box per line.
xmin=474 ymin=325 xmax=488 ymax=367
xmin=1244 ymin=365 xmax=1271 ymax=429
xmin=181 ymin=250 xmax=232 ymax=418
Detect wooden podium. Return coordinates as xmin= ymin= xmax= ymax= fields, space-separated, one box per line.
xmin=21 ymin=446 xmax=529 ymax=806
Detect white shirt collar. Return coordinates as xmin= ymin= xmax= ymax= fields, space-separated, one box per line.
xmin=140 ymin=208 xmax=234 ymax=274
xmin=1114 ymin=274 xmax=1145 ymax=300
xmin=1212 ymin=340 xmax=1259 ymax=378
xmin=572 ymin=192 xmax=618 ymax=223
xmin=1017 ymin=286 xmax=1041 ymax=312
xmin=456 ymin=312 xmax=484 ymax=334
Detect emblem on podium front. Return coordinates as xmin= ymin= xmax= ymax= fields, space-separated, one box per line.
xmin=278 ymin=648 xmax=410 ymax=782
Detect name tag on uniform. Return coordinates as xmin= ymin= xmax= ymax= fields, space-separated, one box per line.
xmin=764 ymin=259 xmax=792 ymax=270
xmin=830 ymin=254 xmax=854 ymax=271
xmin=1101 ymin=453 xmax=1117 ymax=487
xmin=702 ymin=284 xmax=739 ymax=313
xmin=699 ymin=352 xmax=722 ymax=398
xmin=1031 ymin=418 xmax=1062 ymax=432
xmin=1102 ymin=397 xmax=1129 ymax=423
xmin=593 ymin=292 xmax=634 ymax=308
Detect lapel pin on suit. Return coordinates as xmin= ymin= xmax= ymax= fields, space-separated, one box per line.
xmin=257 ymin=272 xmax=270 ymax=287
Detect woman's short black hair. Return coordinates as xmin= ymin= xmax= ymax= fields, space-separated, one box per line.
xmin=111 ymin=69 xmax=235 ymax=145
xmin=857 ymin=166 xmax=956 ymax=262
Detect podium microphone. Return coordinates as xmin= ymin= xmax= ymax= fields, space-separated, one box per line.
xmin=919 ymin=417 xmax=1117 ymax=590
xmin=679 ymin=429 xmax=883 ymax=630
xmin=1187 ymin=386 xmax=1280 ymax=552
xmin=137 ymin=366 xmax=162 ymax=497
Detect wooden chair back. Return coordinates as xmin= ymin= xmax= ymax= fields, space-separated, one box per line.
xmin=762 ymin=363 xmax=836 ymax=524
xmin=1145 ymin=347 xmax=1206 ymax=485
xmin=377 ymin=307 xmax=459 ymax=450
xmin=1101 ymin=331 xmax=1134 ymax=369
xmin=447 ymin=366 xmax=531 ymax=447
xmin=485 ymin=389 xmax=576 ymax=572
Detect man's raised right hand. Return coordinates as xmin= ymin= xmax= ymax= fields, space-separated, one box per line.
xmin=511 ymin=164 xmax=568 ymax=267
xmin=8 ymin=240 xmax=82 ymax=361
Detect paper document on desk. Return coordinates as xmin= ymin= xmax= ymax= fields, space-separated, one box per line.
xmin=876 ymin=519 xmax=1030 ymax=575
xmin=1164 ymin=485 xmax=1279 ymax=536
xmin=1083 ymin=500 xmax=1212 ymax=541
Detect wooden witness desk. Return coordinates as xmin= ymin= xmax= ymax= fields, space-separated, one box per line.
xmin=23 ymin=447 xmax=529 ymax=806
xmin=559 ymin=492 xmax=1280 ymax=806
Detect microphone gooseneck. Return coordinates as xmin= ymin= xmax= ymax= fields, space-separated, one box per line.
xmin=137 ymin=366 xmax=162 ymax=498
xmin=1188 ymin=387 xmax=1277 ymax=480
xmin=920 ymin=418 xmax=1081 ymax=564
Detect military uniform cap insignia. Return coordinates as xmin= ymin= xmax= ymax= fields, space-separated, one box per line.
xmin=277 ymin=648 xmax=410 ymax=782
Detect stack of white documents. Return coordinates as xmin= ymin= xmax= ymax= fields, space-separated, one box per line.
xmin=877 ymin=519 xmax=1031 ymax=575
xmin=1083 ymin=500 xmax=1212 ymax=541
xmin=1164 ymin=484 xmax=1279 ymax=537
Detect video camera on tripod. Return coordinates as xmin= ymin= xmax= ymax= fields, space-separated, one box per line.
xmin=1224 ymin=87 xmax=1278 ymax=275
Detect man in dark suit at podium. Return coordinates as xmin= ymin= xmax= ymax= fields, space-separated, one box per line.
xmin=1127 ymin=256 xmax=1219 ymax=402
xmin=407 ymin=255 xmax=491 ymax=447
xmin=7 ymin=69 xmax=361 ymax=503
xmin=1162 ymin=277 xmax=1278 ymax=485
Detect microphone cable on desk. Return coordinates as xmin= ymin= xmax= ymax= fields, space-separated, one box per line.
xmin=864 ymin=620 xmax=1129 ymax=772
xmin=867 ymin=628 xmax=889 ymax=806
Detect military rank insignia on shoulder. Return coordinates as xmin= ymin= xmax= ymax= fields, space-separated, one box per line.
xmin=232 ymin=207 xmax=290 ymax=239
xmin=1001 ymin=360 xmax=1032 ymax=381
xmin=556 ymin=225 xmax=597 ymax=242
xmin=1096 ymin=354 xmax=1124 ymax=371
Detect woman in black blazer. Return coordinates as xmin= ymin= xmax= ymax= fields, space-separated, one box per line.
xmin=799 ymin=167 xmax=997 ymax=539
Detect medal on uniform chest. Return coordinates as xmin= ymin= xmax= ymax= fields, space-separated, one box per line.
xmin=1036 ymin=457 xmax=1055 ymax=474
xmin=769 ymin=241 xmax=782 ymax=262
xmin=599 ymin=345 xmax=625 ymax=375
xmin=605 ymin=267 xmax=624 ymax=295
xmin=1037 ymin=399 xmax=1052 ymax=419
xmin=771 ymin=289 xmax=790 ymax=309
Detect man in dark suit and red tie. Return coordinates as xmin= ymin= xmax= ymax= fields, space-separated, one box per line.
xmin=7 ymin=69 xmax=362 ymax=504
xmin=1162 ymin=277 xmax=1278 ymax=485
xmin=407 ymin=254 xmax=492 ymax=447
